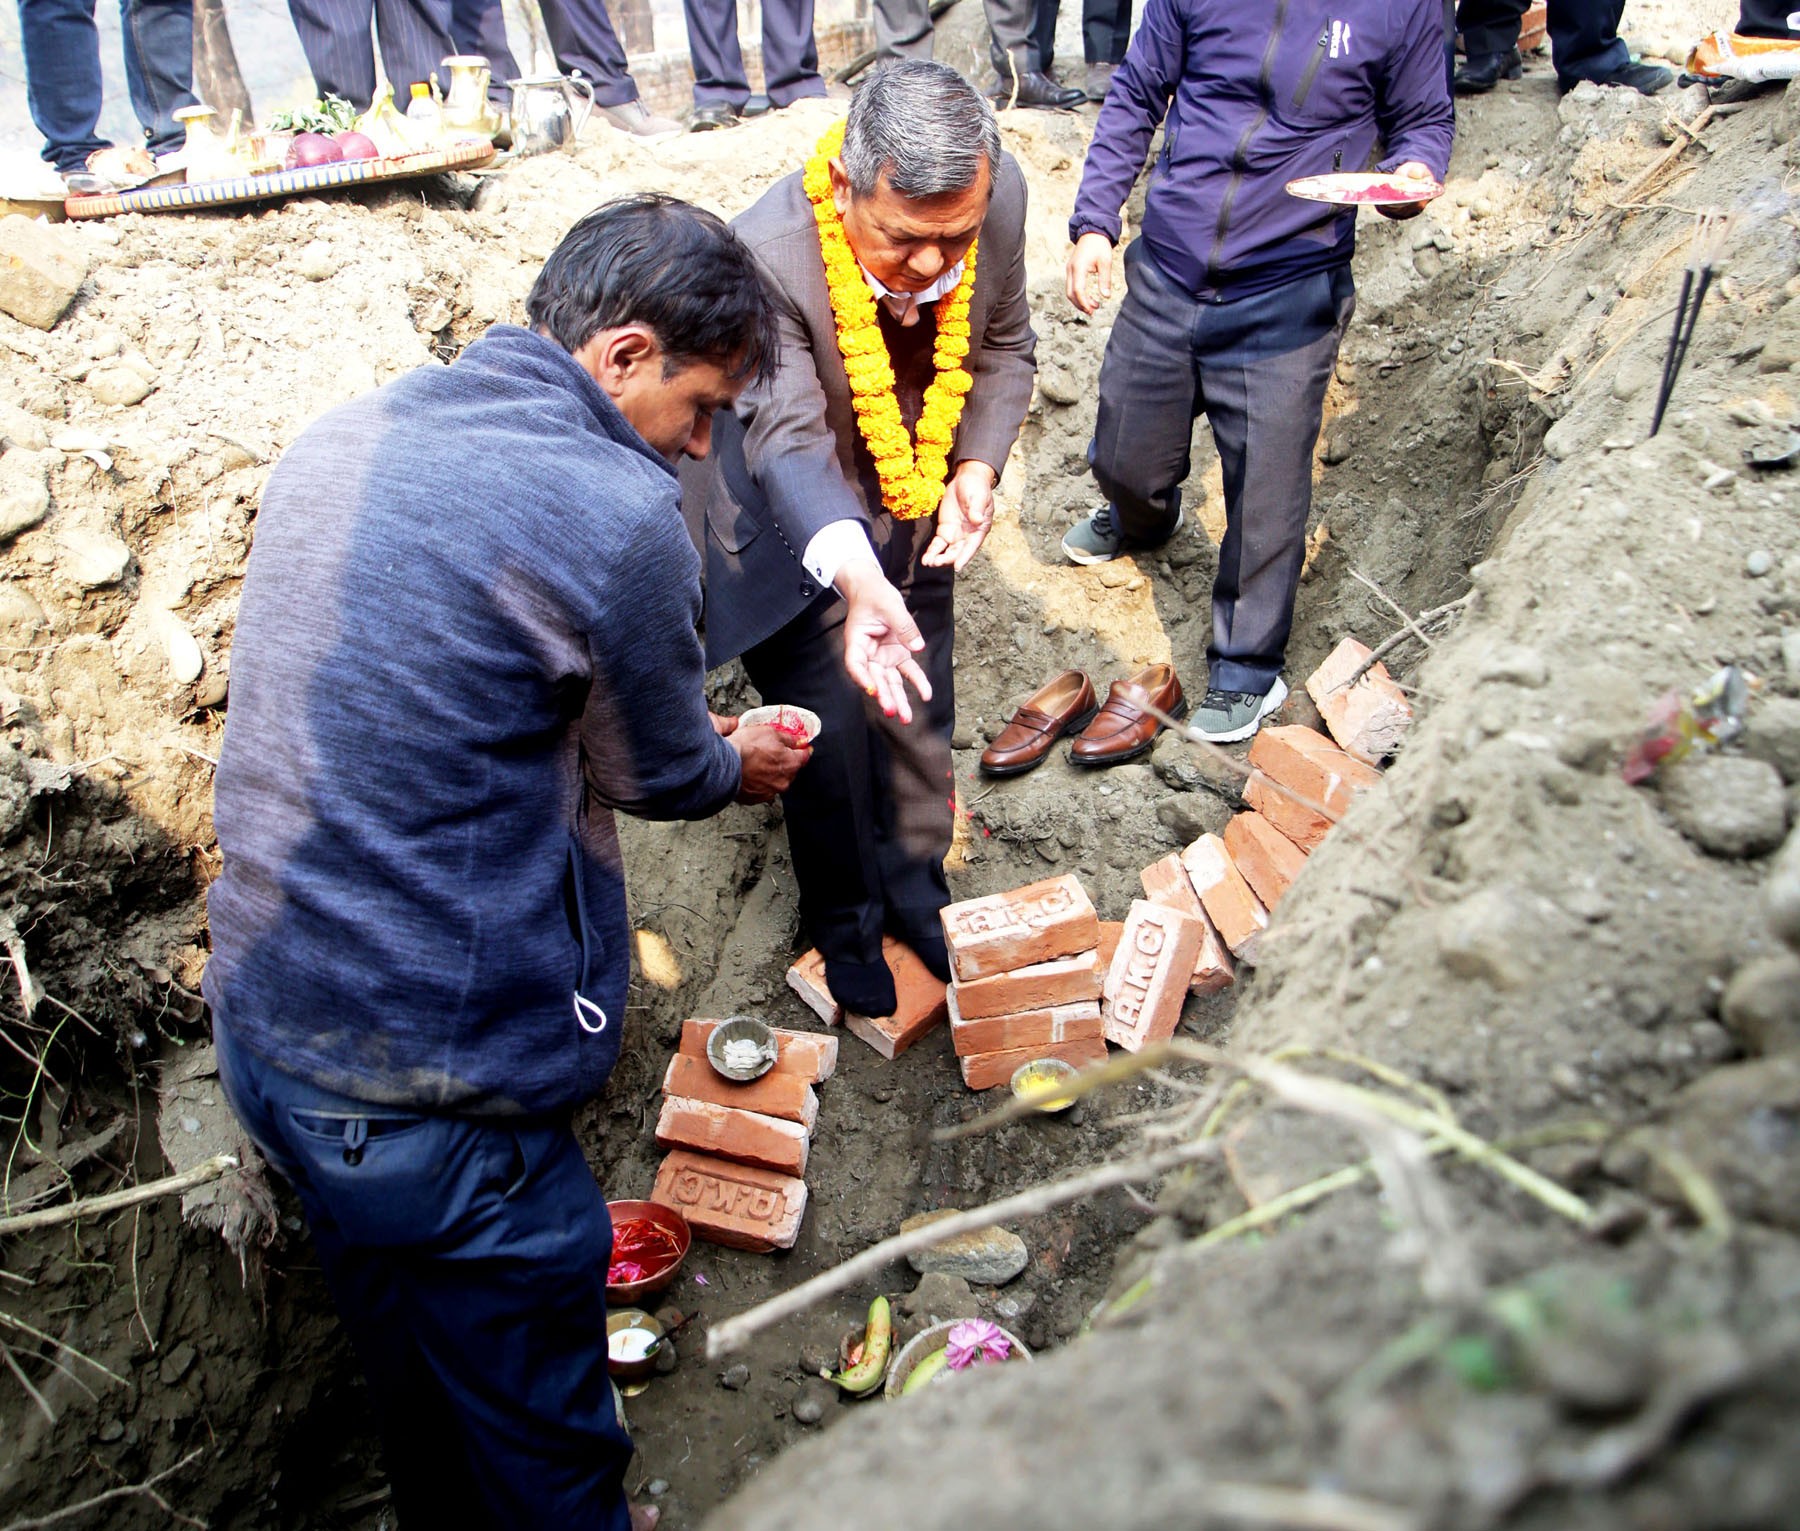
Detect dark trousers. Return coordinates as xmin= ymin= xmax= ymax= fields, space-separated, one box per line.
xmin=449 ymin=0 xmax=522 ymax=88
xmin=743 ymin=516 xmax=956 ymax=972
xmin=1455 ymin=0 xmax=1628 ymax=83
xmin=1089 ymin=244 xmax=1354 ymax=696
xmin=1030 ymin=0 xmax=1131 ymax=75
xmin=873 ymin=0 xmax=1037 ymax=74
xmin=286 ymin=0 xmax=457 ymax=108
xmin=539 ymin=0 xmax=639 ymax=104
xmin=682 ymin=0 xmax=826 ymax=107
xmin=214 ymin=1021 xmax=633 ymax=1531
xmin=1738 ymin=0 xmax=1797 ymax=35
xmin=19 ymin=0 xmax=195 ymax=171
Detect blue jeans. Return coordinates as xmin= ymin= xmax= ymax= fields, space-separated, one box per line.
xmin=1089 ymin=244 xmax=1355 ymax=696
xmin=19 ymin=0 xmax=196 ymax=171
xmin=214 ymin=1020 xmax=634 ymax=1531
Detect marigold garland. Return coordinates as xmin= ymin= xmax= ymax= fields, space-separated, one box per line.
xmin=804 ymin=120 xmax=979 ymax=521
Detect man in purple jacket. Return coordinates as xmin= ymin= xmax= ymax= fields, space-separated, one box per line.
xmin=1061 ymin=0 xmax=1454 ymax=743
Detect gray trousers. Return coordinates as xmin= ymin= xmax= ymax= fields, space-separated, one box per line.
xmin=1089 ymin=242 xmax=1354 ymax=696
xmin=873 ymin=0 xmax=1037 ymax=74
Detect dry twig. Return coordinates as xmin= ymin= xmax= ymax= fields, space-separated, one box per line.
xmin=0 ymin=1153 xmax=237 ymax=1238
xmin=0 ymin=1448 xmax=207 ymax=1531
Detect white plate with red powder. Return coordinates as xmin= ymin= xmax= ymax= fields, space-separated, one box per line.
xmin=1285 ymin=171 xmax=1444 ymax=207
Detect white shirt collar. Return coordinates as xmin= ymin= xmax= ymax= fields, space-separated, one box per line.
xmin=861 ymin=261 xmax=965 ymax=307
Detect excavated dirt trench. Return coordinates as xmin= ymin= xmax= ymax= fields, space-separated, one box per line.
xmin=4 ymin=26 xmax=1800 ymax=1531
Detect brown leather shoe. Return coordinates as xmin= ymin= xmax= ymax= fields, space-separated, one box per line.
xmin=979 ymin=670 xmax=1099 ymax=776
xmin=1069 ymin=663 xmax=1187 ymax=767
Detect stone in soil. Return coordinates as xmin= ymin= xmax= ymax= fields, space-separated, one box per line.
xmin=0 ymin=215 xmax=90 ymax=331
xmin=1634 ymin=1054 xmax=1800 ymax=1232
xmin=902 ymin=1210 xmax=1029 ymax=1284
xmin=1657 ymin=755 xmax=1789 ymax=860
xmin=1720 ymin=953 xmax=1800 ymax=1057
xmin=902 ymin=1272 xmax=974 ymax=1321
xmin=1436 ymin=886 xmax=1571 ymax=990
xmin=719 ymin=1363 xmax=750 ymax=1390
xmin=1742 ymin=696 xmax=1800 ymax=786
xmin=791 ymin=1383 xmax=831 ymax=1426
xmin=1769 ymin=824 xmax=1800 ymax=953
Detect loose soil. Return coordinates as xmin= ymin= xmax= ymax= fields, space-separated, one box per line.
xmin=6 ymin=3 xmax=1800 ymax=1526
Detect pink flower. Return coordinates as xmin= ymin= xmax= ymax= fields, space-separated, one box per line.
xmin=944 ymin=1319 xmax=1011 ymax=1371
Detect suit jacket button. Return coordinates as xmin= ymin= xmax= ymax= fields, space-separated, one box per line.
xmin=800 ymin=581 xmax=816 ymax=597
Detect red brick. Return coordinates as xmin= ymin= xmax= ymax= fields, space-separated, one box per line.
xmin=839 ymin=937 xmax=949 ymax=1060
xmin=662 ymin=1052 xmax=819 ymax=1131
xmin=1305 ymin=637 xmax=1413 ymax=765
xmin=1222 ymin=811 xmax=1307 ymax=910
xmin=680 ymin=1018 xmax=839 ymax=1083
xmin=1245 ymin=724 xmax=1383 ymax=851
xmin=957 ymin=1035 xmax=1109 ymax=1091
xmin=655 ymin=1096 xmax=810 ymax=1177
xmin=1181 ymin=834 xmax=1269 ymax=965
xmin=1102 ymin=899 xmax=1206 ymax=1052
xmin=786 ymin=949 xmax=843 ymax=1026
xmin=950 ymin=949 xmax=1102 ymax=1021
xmin=946 ymin=987 xmax=1103 ymax=1057
xmin=650 ymin=1149 xmax=807 ymax=1252
xmin=1097 ymin=920 xmax=1124 ymax=975
xmin=941 ymin=873 xmax=1101 ymax=982
xmin=1139 ymin=852 xmax=1236 ymax=997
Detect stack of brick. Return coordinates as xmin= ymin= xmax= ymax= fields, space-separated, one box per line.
xmin=1174 ymin=710 xmax=1387 ymax=968
xmin=941 ymin=873 xmax=1109 ymax=1089
xmin=647 ymin=1019 xmax=839 ymax=1253
xmin=784 ymin=935 xmax=949 ymax=1059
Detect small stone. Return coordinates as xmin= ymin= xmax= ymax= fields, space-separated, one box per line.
xmin=1475 ymin=645 xmax=1549 ymax=689
xmin=646 ymin=1479 xmax=669 ymax=1497
xmin=791 ymin=1381 xmax=832 ymax=1425
xmin=0 ymin=403 xmax=50 ymax=452
xmin=652 ymin=1305 xmax=686 ymax=1332
xmin=0 ymin=585 xmax=44 ymax=641
xmin=901 ymin=1272 xmax=973 ymax=1321
xmin=179 ymin=1114 xmax=201 ymax=1134
xmin=653 ymin=1337 xmax=679 ymax=1374
xmin=1037 ymin=363 xmax=1080 ymax=406
xmin=159 ymin=1341 xmax=196 ymax=1384
xmin=96 ymin=1417 xmax=125 ymax=1443
xmin=1743 ymin=696 xmax=1800 ymax=784
xmin=296 ymin=241 xmax=339 ymax=282
xmin=0 ymin=454 xmax=50 ymax=542
xmin=994 ymin=1290 xmax=1037 ymax=1322
xmin=0 ymin=215 xmax=90 ymax=330
xmin=1747 ymin=550 xmax=1776 ymax=578
xmin=85 ymin=364 xmax=153 ymax=407
xmin=1658 ymin=755 xmax=1789 ymax=859
xmin=1786 ymin=630 xmax=1800 ymax=681
xmin=58 ymin=529 xmax=131 ymax=588
xmin=1721 ymin=953 xmax=1800 ymax=1056
xmin=719 ymin=1362 xmax=750 ymax=1390
xmin=158 ymin=615 xmax=204 ymax=684
xmin=901 ymin=1210 xmax=1029 ymax=1285
xmin=1436 ymin=886 xmax=1567 ymax=989
xmin=1769 ymin=825 xmax=1800 ymax=953
xmin=192 ymin=671 xmax=228 ymax=709
xmin=798 ymin=1342 xmax=832 ymax=1377
xmin=1413 ymin=246 xmax=1444 ymax=280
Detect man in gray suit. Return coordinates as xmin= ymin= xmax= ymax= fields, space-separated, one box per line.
xmin=684 ymin=61 xmax=1036 ymax=1017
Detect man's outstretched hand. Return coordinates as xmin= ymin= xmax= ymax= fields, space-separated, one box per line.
xmin=1066 ymin=231 xmax=1116 ymax=315
xmin=922 ymin=460 xmax=998 ymax=571
xmin=836 ymin=556 xmax=931 ymax=724
xmin=729 ymin=722 xmax=810 ymax=804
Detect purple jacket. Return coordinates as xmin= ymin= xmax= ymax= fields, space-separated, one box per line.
xmin=1071 ymin=0 xmax=1454 ymax=299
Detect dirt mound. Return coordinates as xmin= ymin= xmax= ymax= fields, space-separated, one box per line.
xmin=2 ymin=28 xmax=1799 ymax=1531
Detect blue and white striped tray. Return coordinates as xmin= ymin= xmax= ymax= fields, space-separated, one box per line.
xmin=65 ymin=142 xmax=496 ymax=219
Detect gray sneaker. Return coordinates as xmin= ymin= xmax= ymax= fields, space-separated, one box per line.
xmin=1060 ymin=503 xmax=1183 ymax=566
xmin=1188 ymin=677 xmax=1288 ymax=743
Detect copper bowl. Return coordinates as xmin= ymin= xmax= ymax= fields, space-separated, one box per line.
xmin=606 ymin=1308 xmax=666 ymax=1381
xmin=605 ymin=1200 xmax=691 ymax=1304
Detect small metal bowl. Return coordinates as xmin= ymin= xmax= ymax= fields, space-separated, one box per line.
xmin=606 ymin=1308 xmax=666 ymax=1382
xmin=706 ymin=1016 xmax=779 ymax=1082
xmin=605 ymin=1200 xmax=691 ymax=1304
xmin=1010 ymin=1057 xmax=1080 ymax=1114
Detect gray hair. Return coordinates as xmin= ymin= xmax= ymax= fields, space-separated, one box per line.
xmin=840 ymin=61 xmax=1001 ymax=200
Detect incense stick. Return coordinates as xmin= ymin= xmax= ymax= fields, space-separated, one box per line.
xmin=1650 ymin=208 xmax=1732 ymax=437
